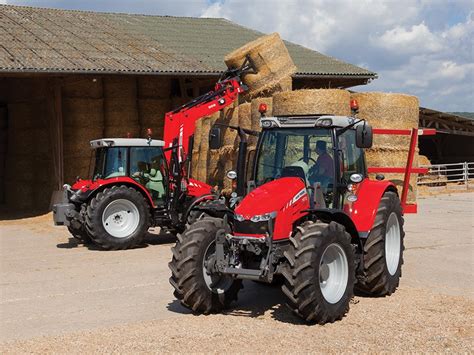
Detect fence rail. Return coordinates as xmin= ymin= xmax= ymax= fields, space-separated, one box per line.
xmin=417 ymin=162 xmax=474 ymax=186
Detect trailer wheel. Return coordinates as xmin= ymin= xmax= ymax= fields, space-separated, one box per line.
xmin=281 ymin=221 xmax=356 ymax=324
xmin=67 ymin=205 xmax=91 ymax=244
xmin=85 ymin=185 xmax=150 ymax=250
xmin=169 ymin=217 xmax=242 ymax=313
xmin=356 ymin=191 xmax=404 ymax=296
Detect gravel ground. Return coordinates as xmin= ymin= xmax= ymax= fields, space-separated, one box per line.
xmin=1 ymin=287 xmax=472 ymax=353
xmin=0 ymin=192 xmax=473 ymax=353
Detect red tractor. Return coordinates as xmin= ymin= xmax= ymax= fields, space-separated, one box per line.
xmin=52 ymin=59 xmax=257 ymax=250
xmin=169 ymin=108 xmax=434 ymax=324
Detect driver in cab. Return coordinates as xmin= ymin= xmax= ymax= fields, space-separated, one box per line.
xmin=308 ymin=140 xmax=334 ymax=185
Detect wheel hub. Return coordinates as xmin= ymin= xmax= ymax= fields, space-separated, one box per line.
xmin=102 ymin=199 xmax=140 ymax=239
xmin=319 ymin=243 xmax=349 ymax=304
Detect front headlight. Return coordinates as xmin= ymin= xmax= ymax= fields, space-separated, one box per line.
xmin=250 ymin=211 xmax=277 ymax=223
xmin=234 ymin=214 xmax=245 ymax=222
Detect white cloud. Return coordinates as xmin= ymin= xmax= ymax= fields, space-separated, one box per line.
xmin=199 ymin=0 xmax=474 ymax=111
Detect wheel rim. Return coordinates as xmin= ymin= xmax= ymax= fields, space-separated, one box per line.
xmin=102 ymin=199 xmax=140 ymax=239
xmin=202 ymin=240 xmax=233 ymax=294
xmin=385 ymin=212 xmax=401 ymax=275
xmin=319 ymin=243 xmax=349 ymax=304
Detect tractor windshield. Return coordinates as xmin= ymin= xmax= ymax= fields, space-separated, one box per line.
xmin=255 ymin=128 xmax=334 ymax=189
xmin=91 ymin=147 xmax=128 ymax=179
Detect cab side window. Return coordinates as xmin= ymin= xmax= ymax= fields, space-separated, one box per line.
xmin=338 ymin=131 xmax=365 ymax=181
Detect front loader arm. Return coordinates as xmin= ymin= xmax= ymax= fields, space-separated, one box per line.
xmin=162 ymin=78 xmax=245 ymax=164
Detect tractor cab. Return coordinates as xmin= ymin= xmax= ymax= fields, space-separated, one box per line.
xmin=88 ymin=138 xmax=168 ymax=204
xmin=248 ymin=115 xmax=372 ymax=210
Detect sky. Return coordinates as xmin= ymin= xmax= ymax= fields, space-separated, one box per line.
xmin=1 ymin=0 xmax=473 ymax=112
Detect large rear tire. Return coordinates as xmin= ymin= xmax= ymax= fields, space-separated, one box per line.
xmin=169 ymin=217 xmax=242 ymax=313
xmin=356 ymin=191 xmax=405 ymax=296
xmin=281 ymin=221 xmax=356 ymax=324
xmin=85 ymin=185 xmax=150 ymax=250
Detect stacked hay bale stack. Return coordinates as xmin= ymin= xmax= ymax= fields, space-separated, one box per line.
xmin=351 ymin=92 xmax=420 ymax=203
xmin=62 ymin=78 xmax=104 ymax=184
xmin=138 ymin=76 xmax=172 ymax=138
xmin=200 ymin=33 xmax=296 ymax=190
xmin=0 ymin=106 xmax=6 ymax=203
xmin=194 ymin=112 xmax=220 ymax=184
xmin=103 ymin=77 xmax=140 ymax=138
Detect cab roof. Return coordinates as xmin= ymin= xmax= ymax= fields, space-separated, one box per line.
xmin=260 ymin=115 xmax=362 ymax=129
xmin=90 ymin=138 xmax=165 ymax=149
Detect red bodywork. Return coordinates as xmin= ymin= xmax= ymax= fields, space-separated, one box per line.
xmin=231 ymin=127 xmax=436 ymax=240
xmin=234 ymin=178 xmax=310 ymax=240
xmin=163 ymin=79 xmax=245 ymax=163
xmin=72 ymin=177 xmax=157 ymax=207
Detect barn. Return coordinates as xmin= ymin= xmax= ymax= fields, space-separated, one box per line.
xmin=0 ymin=5 xmax=377 ymax=214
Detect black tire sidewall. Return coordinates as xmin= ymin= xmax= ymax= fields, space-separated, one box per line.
xmin=87 ymin=186 xmax=149 ymax=249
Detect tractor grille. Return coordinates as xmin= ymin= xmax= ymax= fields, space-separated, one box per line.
xmin=233 ymin=219 xmax=273 ymax=235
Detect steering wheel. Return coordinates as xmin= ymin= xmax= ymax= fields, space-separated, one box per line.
xmin=299 ymin=157 xmax=317 ymax=164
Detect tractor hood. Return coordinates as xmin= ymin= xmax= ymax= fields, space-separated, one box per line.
xmin=235 ymin=177 xmax=307 ymax=218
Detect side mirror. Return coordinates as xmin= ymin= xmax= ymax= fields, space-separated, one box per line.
xmin=209 ymin=126 xmax=222 ymax=150
xmin=356 ymin=123 xmax=373 ymax=148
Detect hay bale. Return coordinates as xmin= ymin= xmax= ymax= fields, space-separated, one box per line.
xmin=192 ymin=120 xmax=203 ymax=152
xmin=250 ymin=97 xmax=273 ymax=132
xmin=353 ymin=92 xmax=420 ymax=203
xmin=273 ymin=89 xmax=350 ymax=116
xmin=104 ymin=125 xmax=140 ymax=138
xmin=64 ymin=156 xmax=91 ymax=183
xmin=224 ymin=33 xmax=297 ymax=96
xmin=4 ymin=180 xmax=34 ymax=210
xmin=138 ymin=98 xmax=170 ymax=138
xmin=418 ymin=155 xmax=431 ymax=166
xmin=62 ymin=77 xmax=103 ymax=99
xmin=138 ymin=76 xmax=171 ymax=99
xmin=7 ymin=102 xmax=48 ymax=129
xmin=63 ymin=98 xmax=104 ymax=128
xmin=221 ymin=105 xmax=239 ymax=146
xmin=190 ymin=149 xmax=200 ymax=180
xmin=103 ymin=76 xmax=136 ymax=98
xmin=8 ymin=128 xmax=50 ymax=156
xmin=350 ymin=92 xmax=419 ymax=147
xmin=63 ymin=127 xmax=102 ymax=157
xmin=104 ymin=98 xmax=139 ymax=126
xmin=196 ymin=117 xmax=211 ymax=182
xmin=5 ymin=155 xmax=50 ymax=182
xmin=365 ymin=148 xmax=419 ymax=204
xmin=0 ymin=129 xmax=7 ymax=153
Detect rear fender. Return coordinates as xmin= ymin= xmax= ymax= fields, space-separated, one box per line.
xmin=75 ymin=177 xmax=155 ymax=208
xmin=345 ymin=178 xmax=398 ymax=236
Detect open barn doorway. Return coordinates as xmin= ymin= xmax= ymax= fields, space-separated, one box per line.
xmin=0 ymin=104 xmax=6 ymax=204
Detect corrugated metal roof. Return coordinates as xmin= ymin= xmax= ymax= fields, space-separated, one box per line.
xmin=0 ymin=5 xmax=376 ymax=78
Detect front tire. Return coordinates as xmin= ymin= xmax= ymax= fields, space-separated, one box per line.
xmin=169 ymin=217 xmax=242 ymax=313
xmin=85 ymin=185 xmax=150 ymax=250
xmin=281 ymin=221 xmax=356 ymax=324
xmin=67 ymin=204 xmax=91 ymax=244
xmin=356 ymin=191 xmax=405 ymax=296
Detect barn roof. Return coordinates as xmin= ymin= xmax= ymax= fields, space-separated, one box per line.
xmin=0 ymin=5 xmax=376 ymax=80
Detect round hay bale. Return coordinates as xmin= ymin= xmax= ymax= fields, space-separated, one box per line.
xmin=196 ymin=117 xmax=211 ymax=182
xmin=273 ymin=89 xmax=350 ymax=116
xmin=8 ymin=128 xmax=50 ymax=155
xmin=138 ymin=99 xmax=170 ymax=127
xmin=63 ymin=128 xmax=102 ymax=156
xmin=418 ymin=155 xmax=431 ymax=166
xmin=4 ymin=180 xmax=34 ymax=210
xmin=138 ymin=76 xmax=171 ymax=99
xmin=365 ymin=148 xmax=419 ymax=204
xmin=5 ymin=155 xmax=50 ymax=182
xmin=193 ymin=120 xmax=203 ymax=152
xmin=222 ymin=105 xmax=239 ymax=146
xmin=104 ymin=98 xmax=139 ymax=126
xmin=207 ymin=149 xmax=221 ymax=186
xmin=104 ymin=125 xmax=140 ymax=138
xmin=63 ymin=98 xmax=104 ymax=128
xmin=190 ymin=149 xmax=200 ymax=180
xmin=62 ymin=77 xmax=103 ymax=99
xmin=224 ymin=33 xmax=297 ymax=97
xmin=103 ymin=76 xmax=136 ymax=98
xmin=64 ymin=156 xmax=91 ymax=183
xmin=351 ymin=92 xmax=419 ymax=148
xmin=7 ymin=102 xmax=48 ymax=129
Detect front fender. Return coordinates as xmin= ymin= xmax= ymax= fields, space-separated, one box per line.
xmin=74 ymin=177 xmax=155 ymax=208
xmin=345 ymin=178 xmax=398 ymax=235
